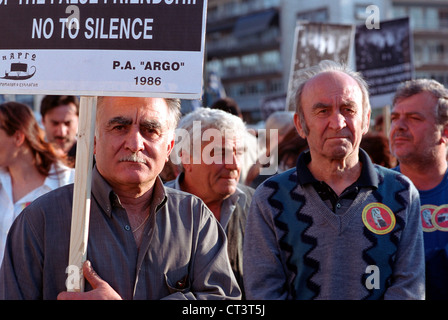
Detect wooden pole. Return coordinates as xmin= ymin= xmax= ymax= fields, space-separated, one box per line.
xmin=382 ymin=105 xmax=391 ymax=137
xmin=67 ymin=96 xmax=97 ymax=292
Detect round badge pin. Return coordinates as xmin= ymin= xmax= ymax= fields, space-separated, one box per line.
xmin=362 ymin=202 xmax=396 ymax=235
xmin=432 ymin=205 xmax=448 ymax=232
xmin=421 ymin=205 xmax=438 ymax=232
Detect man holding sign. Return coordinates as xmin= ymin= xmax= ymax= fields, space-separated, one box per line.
xmin=0 ymin=96 xmax=241 ymax=300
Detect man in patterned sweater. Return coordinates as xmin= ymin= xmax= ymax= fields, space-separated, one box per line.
xmin=243 ymin=60 xmax=425 ymax=300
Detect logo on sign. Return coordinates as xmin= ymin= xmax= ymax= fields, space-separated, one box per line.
xmin=0 ymin=52 xmax=37 ymax=81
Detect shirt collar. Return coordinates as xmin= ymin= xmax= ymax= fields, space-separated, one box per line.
xmin=296 ymin=148 xmax=378 ymax=188
xmin=0 ymin=164 xmax=72 ymax=201
xmin=172 ymin=171 xmax=184 ymax=190
xmin=92 ymin=166 xmax=167 ymax=218
xmin=42 ymin=164 xmax=71 ymax=190
xmin=0 ymin=167 xmax=12 ymax=200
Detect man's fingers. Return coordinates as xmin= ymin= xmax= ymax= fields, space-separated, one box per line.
xmin=82 ymin=260 xmax=122 ymax=299
xmin=58 ymin=260 xmax=122 ymax=300
xmin=82 ymin=260 xmax=103 ymax=290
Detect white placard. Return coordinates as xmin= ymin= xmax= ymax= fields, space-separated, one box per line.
xmin=0 ymin=0 xmax=207 ymax=99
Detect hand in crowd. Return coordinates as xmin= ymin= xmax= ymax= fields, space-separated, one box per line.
xmin=57 ymin=260 xmax=122 ymax=300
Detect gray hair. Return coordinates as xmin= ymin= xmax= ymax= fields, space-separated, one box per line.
xmin=174 ymin=107 xmax=247 ymax=167
xmin=393 ymin=79 xmax=448 ymax=127
xmin=293 ymin=60 xmax=370 ymax=135
xmin=96 ymin=96 xmax=181 ymax=131
xmin=164 ymin=98 xmax=182 ymax=130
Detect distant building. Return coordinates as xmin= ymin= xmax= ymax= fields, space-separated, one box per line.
xmin=206 ymin=0 xmax=283 ymax=122
xmin=206 ymin=0 xmax=448 ymax=122
xmin=392 ymin=0 xmax=448 ymax=87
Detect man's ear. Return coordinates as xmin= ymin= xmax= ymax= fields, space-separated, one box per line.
xmin=294 ymin=113 xmax=306 ymax=139
xmin=179 ymin=151 xmax=193 ymax=172
xmin=441 ymin=124 xmax=448 ymax=144
xmin=165 ymin=131 xmax=175 ymax=161
xmin=362 ymin=109 xmax=371 ymax=135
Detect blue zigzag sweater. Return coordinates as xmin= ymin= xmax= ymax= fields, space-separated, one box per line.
xmin=243 ymin=164 xmax=425 ymax=300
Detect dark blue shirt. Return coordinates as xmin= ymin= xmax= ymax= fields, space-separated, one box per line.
xmin=394 ymin=165 xmax=448 ymax=300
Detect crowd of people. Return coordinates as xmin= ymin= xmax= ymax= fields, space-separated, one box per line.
xmin=0 ymin=59 xmax=447 ymax=300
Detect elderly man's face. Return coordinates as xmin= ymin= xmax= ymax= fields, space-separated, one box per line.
xmin=295 ymin=71 xmax=369 ymax=163
xmin=94 ymin=97 xmax=175 ymax=192
xmin=183 ymin=135 xmax=244 ymax=203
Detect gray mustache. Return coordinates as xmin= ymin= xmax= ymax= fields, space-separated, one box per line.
xmin=119 ymin=154 xmax=147 ymax=164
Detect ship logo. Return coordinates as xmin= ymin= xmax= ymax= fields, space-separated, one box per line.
xmin=1 ymin=62 xmax=36 ymax=80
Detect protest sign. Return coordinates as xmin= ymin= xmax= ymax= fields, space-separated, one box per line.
xmin=355 ymin=17 xmax=413 ymax=108
xmin=286 ymin=21 xmax=354 ymax=111
xmin=0 ymin=0 xmax=208 ymax=292
xmin=0 ymin=0 xmax=207 ymax=99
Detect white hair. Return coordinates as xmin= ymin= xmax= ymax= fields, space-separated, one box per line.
xmin=173 ymin=107 xmax=247 ymax=168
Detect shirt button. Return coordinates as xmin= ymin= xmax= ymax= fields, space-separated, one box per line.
xmin=124 ymin=225 xmax=131 ymax=231
xmin=336 ymin=203 xmax=342 ymax=209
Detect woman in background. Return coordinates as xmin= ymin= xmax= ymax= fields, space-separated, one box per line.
xmin=0 ymin=102 xmax=75 ymax=265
